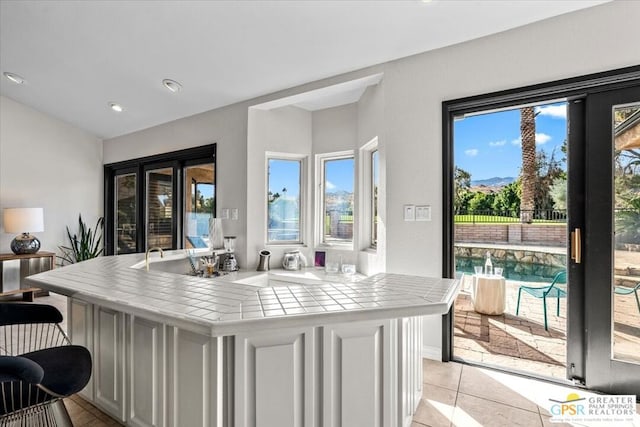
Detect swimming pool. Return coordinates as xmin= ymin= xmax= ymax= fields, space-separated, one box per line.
xmin=455 ymin=256 xmax=565 ymax=284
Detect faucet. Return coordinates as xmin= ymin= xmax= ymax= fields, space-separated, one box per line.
xmin=145 ymin=247 xmax=164 ymax=271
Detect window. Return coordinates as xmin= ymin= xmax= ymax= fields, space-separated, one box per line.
xmin=371 ymin=149 xmax=379 ymax=248
xmin=359 ymin=138 xmax=379 ymax=250
xmin=114 ymin=172 xmax=137 ymax=254
xmin=267 ymin=156 xmax=303 ymax=244
xmin=184 ymin=163 xmax=215 ymax=248
xmin=318 ymin=152 xmax=355 ymax=245
xmin=104 ymin=144 xmax=216 ymax=255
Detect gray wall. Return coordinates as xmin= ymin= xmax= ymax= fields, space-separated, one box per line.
xmin=0 ymin=96 xmax=103 ymax=256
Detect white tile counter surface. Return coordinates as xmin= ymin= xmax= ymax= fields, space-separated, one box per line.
xmin=27 ymin=253 xmax=459 ymax=336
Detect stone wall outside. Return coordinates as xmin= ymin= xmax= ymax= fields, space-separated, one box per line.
xmin=455 ymin=223 xmax=566 ymax=247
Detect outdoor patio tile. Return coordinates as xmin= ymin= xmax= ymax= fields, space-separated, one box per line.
xmin=458 ymin=365 xmax=539 ymax=413
xmin=413 ymin=384 xmax=457 ymax=427
xmin=423 ymin=359 xmax=462 ymax=391
xmin=452 ymin=393 xmax=542 ymax=427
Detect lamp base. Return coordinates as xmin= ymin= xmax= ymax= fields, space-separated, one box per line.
xmin=10 ymin=233 xmax=41 ymax=255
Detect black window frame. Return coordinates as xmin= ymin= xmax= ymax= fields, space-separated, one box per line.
xmin=104 ymin=144 xmax=216 ymax=255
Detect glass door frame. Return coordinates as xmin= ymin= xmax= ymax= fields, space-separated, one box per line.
xmin=104 ymin=144 xmax=216 ymax=255
xmin=143 ymin=161 xmax=179 ymax=251
xmin=441 ymin=66 xmax=640 ymax=386
xmin=583 ymin=86 xmax=640 ymax=394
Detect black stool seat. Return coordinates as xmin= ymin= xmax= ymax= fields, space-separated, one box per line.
xmin=0 ymin=346 xmax=91 ymax=417
xmin=22 ymin=345 xmax=92 ymax=396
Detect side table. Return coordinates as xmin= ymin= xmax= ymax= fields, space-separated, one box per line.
xmin=472 ymin=274 xmax=506 ymax=315
xmin=0 ymin=251 xmax=55 ymax=301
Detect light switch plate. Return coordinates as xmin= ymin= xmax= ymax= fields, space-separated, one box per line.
xmin=231 ymin=208 xmax=239 ymax=220
xmin=403 ymin=205 xmax=415 ymax=221
xmin=415 ymin=205 xmax=432 ymax=221
xmin=221 ymin=208 xmax=230 ymax=219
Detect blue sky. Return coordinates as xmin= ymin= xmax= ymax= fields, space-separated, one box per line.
xmin=454 ymin=102 xmax=567 ymax=181
xmin=269 ymin=157 xmax=355 ymax=198
xmin=269 ymin=159 xmax=301 ymax=198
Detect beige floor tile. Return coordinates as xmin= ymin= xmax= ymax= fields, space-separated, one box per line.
xmin=458 ymin=365 xmax=539 ymax=413
xmin=423 ymin=358 xmax=463 ymax=391
xmin=413 ymin=384 xmax=457 ymax=427
xmin=453 ymin=393 xmax=543 ymax=427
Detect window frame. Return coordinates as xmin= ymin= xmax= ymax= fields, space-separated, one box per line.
xmin=359 ymin=138 xmax=379 ymax=251
xmin=265 ymin=152 xmax=307 ymax=246
xmin=315 ymin=150 xmax=356 ymax=248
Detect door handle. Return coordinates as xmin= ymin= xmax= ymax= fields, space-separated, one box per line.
xmin=571 ymin=228 xmax=582 ymax=264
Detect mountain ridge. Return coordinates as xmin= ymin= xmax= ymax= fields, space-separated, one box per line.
xmin=471 ymin=176 xmax=515 ymax=187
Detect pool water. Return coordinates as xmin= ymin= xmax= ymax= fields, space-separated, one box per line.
xmin=455 ymin=256 xmax=565 ymax=284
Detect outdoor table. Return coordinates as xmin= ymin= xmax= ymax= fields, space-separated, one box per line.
xmin=472 ymin=274 xmax=506 ymax=315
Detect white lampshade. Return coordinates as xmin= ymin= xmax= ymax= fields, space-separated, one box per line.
xmin=3 ymin=208 xmax=44 ymax=233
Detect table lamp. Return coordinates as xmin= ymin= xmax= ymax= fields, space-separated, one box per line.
xmin=3 ymin=208 xmax=44 ymax=254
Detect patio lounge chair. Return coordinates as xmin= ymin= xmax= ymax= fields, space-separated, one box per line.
xmin=614 ymin=282 xmax=640 ymax=313
xmin=516 ymin=270 xmax=567 ymax=331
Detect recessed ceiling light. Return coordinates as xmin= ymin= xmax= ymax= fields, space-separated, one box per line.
xmin=162 ymin=79 xmax=182 ymax=93
xmin=3 ymin=72 xmax=25 ymax=84
xmin=108 ymin=102 xmax=124 ymax=113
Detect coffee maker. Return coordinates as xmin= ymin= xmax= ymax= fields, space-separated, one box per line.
xmin=220 ymin=236 xmax=238 ymax=271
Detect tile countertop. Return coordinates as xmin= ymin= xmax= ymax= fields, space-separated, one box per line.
xmin=26 ymin=252 xmax=460 ymax=337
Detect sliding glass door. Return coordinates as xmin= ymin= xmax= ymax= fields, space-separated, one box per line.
xmin=114 ymin=169 xmax=137 ymax=254
xmin=104 ymin=144 xmax=216 ymax=255
xmin=443 ymin=67 xmax=640 ymax=394
xmin=582 ymin=85 xmax=640 ymax=394
xmin=145 ymin=165 xmax=177 ymax=250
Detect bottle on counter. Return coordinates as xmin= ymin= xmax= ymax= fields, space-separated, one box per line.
xmin=484 ymin=251 xmax=493 ymax=275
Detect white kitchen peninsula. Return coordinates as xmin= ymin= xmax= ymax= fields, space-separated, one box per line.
xmin=27 ymin=252 xmax=459 ymax=427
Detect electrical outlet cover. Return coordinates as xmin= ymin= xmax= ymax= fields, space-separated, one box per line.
xmin=221 ymin=208 xmax=230 ymax=219
xmin=415 ymin=205 xmax=431 ymax=221
xmin=231 ymin=208 xmax=239 ymax=220
xmin=403 ymin=205 xmax=415 ymax=221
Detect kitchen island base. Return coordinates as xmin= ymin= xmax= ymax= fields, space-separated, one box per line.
xmin=69 ymin=297 xmax=423 ymax=427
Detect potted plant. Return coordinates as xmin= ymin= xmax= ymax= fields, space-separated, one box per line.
xmin=58 ymin=215 xmax=104 ymax=265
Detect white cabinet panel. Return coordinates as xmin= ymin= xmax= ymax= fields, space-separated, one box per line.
xmin=324 ymin=320 xmax=394 ymax=427
xmin=235 ymin=327 xmax=317 ymax=427
xmin=128 ymin=316 xmax=165 ymax=427
xmin=167 ymin=328 xmax=222 ymax=427
xmin=400 ymin=317 xmax=423 ymax=427
xmin=94 ymin=306 xmax=126 ymax=422
xmin=69 ymin=298 xmax=94 ymax=400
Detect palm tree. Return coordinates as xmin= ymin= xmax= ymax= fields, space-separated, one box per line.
xmin=520 ymin=106 xmax=537 ymax=223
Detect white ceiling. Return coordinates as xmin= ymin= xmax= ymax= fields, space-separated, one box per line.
xmin=0 ymin=1 xmax=609 ymax=140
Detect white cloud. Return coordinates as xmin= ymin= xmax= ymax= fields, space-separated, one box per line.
xmin=535 ymin=104 xmax=567 ymax=119
xmin=325 ymin=180 xmax=336 ymax=190
xmin=510 ymin=133 xmax=551 ymax=146
xmin=535 ymin=133 xmax=551 ymax=144
xmin=465 ymin=149 xmax=479 ymax=157
xmin=489 ymin=140 xmax=506 ymax=147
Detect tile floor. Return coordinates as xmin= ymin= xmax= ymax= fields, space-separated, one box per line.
xmin=66 ymin=358 xmax=639 ymax=427
xmin=413 ymin=359 xmax=640 ymax=427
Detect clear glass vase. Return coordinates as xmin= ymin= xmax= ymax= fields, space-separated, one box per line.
xmin=208 ymin=217 xmax=224 ymax=249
